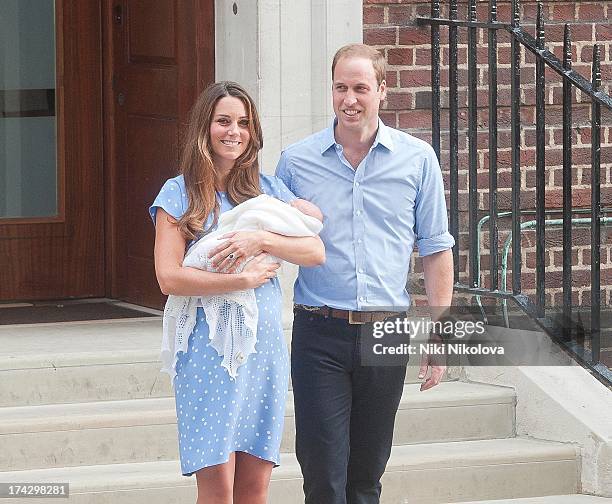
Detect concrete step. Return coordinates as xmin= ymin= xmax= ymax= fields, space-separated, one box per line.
xmin=0 ymin=320 xmax=169 ymax=406
xmin=454 ymin=496 xmax=611 ymax=503
xmin=0 ymin=381 xmax=515 ymax=470
xmin=0 ymin=320 xmax=446 ymax=407
xmin=0 ymin=438 xmax=578 ymax=504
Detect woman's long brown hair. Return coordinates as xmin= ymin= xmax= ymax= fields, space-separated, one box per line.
xmin=177 ymin=81 xmax=263 ymax=241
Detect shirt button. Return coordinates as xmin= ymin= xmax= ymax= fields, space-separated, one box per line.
xmin=355 ymin=182 xmax=360 ymax=187
xmin=356 ymin=210 xmax=361 ymax=216
xmin=359 ymin=296 xmax=365 ymax=302
xmin=357 ymin=239 xmax=362 ymax=244
xmin=359 ymin=268 xmax=364 ymax=273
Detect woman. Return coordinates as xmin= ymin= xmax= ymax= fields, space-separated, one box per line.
xmin=149 ymin=81 xmax=325 ymax=504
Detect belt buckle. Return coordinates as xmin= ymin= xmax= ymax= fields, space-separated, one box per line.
xmin=296 ymin=304 xmax=320 ymax=313
xmin=348 ymin=311 xmax=367 ymax=325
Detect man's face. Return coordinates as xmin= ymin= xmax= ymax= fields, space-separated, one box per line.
xmin=332 ymin=56 xmax=386 ymax=133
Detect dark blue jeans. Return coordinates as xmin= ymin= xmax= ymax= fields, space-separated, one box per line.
xmin=291 ymin=309 xmax=407 ymax=504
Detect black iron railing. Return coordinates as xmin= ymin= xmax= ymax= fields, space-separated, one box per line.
xmin=416 ymin=0 xmax=612 ymax=385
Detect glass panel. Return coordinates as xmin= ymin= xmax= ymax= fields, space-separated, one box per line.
xmin=0 ymin=0 xmax=57 ymax=218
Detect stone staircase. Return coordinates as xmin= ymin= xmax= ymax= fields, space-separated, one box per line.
xmin=0 ymin=318 xmax=608 ymax=503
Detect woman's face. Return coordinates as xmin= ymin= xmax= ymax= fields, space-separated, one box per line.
xmin=209 ymin=96 xmax=251 ymax=170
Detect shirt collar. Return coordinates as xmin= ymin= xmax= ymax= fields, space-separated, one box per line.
xmin=320 ymin=117 xmax=394 ymax=154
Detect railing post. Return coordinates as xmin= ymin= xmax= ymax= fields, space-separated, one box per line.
xmin=511 ymin=0 xmax=522 ymax=294
xmin=488 ymin=0 xmax=499 ymax=292
xmin=535 ymin=2 xmax=546 ymax=317
xmin=562 ymin=24 xmax=573 ymax=337
xmin=591 ymin=44 xmax=601 ymax=363
xmin=431 ymin=0 xmax=441 ymax=160
xmin=449 ymin=0 xmax=460 ymax=283
xmin=468 ymin=0 xmax=479 ymax=288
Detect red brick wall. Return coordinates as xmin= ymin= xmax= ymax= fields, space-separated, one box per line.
xmin=364 ymin=0 xmax=612 ymax=306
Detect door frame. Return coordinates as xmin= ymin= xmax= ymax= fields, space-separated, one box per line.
xmin=101 ymin=0 xmax=215 ymax=305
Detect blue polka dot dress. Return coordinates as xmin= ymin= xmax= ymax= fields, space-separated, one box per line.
xmin=149 ymin=174 xmax=295 ymax=476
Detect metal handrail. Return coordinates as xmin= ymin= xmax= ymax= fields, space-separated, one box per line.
xmin=414 ymin=0 xmax=611 ymax=384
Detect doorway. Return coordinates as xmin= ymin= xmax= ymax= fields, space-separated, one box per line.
xmin=104 ymin=0 xmax=214 ymax=309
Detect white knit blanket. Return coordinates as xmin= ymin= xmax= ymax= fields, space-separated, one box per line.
xmin=162 ymin=194 xmax=323 ymax=381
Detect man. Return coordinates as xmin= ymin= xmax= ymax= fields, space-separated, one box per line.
xmin=275 ymin=44 xmax=454 ymax=504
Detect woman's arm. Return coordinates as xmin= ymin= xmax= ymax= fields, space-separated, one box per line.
xmin=154 ymin=209 xmax=280 ymax=296
xmin=260 ymin=232 xmax=325 ymax=267
xmin=209 ymin=231 xmax=325 ymax=272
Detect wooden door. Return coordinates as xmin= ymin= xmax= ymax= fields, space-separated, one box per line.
xmin=0 ymin=2 xmax=104 ymax=301
xmin=105 ymin=0 xmax=214 ymax=308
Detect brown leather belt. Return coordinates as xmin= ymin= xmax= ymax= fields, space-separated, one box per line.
xmin=294 ymin=304 xmax=401 ymax=324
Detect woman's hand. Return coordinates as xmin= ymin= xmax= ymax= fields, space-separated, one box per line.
xmin=208 ymin=231 xmax=267 ymax=272
xmin=239 ymin=254 xmax=280 ymax=289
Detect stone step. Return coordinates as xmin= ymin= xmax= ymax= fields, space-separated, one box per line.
xmin=0 ymin=320 xmax=169 ymax=407
xmin=0 ymin=438 xmax=578 ymax=504
xmin=454 ymin=496 xmax=611 ymax=503
xmin=0 ymin=319 xmax=445 ymax=407
xmin=0 ymin=381 xmax=515 ymax=470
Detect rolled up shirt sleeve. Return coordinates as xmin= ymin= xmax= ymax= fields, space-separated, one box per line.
xmin=414 ymin=147 xmax=455 ymax=257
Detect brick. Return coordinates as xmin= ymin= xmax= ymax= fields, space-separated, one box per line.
xmin=546 ymin=24 xmax=594 ymax=44
xmin=387 ymin=47 xmax=412 ymax=65
xmin=545 ymin=104 xmax=591 ymax=127
xmin=596 ymin=24 xmax=612 ymax=41
xmin=363 ymin=5 xmax=385 ymax=25
xmin=385 ymin=70 xmax=398 ymax=88
xmin=525 ymin=251 xmax=554 ymax=269
xmin=389 ymin=5 xmax=415 ymax=26
xmin=579 ymin=127 xmax=592 ymax=144
xmin=477 ymin=170 xmax=513 ymax=190
xmin=553 ymin=250 xmax=580 ymax=269
xmin=364 ymin=27 xmax=397 ymax=46
xmin=579 ymin=4 xmax=606 ymax=22
xmin=385 ymin=91 xmax=413 ymax=110
xmin=551 ymin=4 xmax=578 ymax=23
xmin=439 ymin=67 xmax=469 ymax=86
xmin=601 ymin=62 xmax=612 ymax=81
xmin=549 ymin=147 xmax=599 ymax=172
xmin=580 ymin=45 xmax=595 ymax=63
xmin=414 ymin=47 xmax=432 ymax=66
xmin=398 ymin=26 xmax=431 ymax=45
xmin=415 ymin=90 xmax=432 ymax=109
xmin=379 ymin=111 xmax=398 ymax=128
xmin=441 ymin=46 xmax=468 ymax=67
xmin=544 ymin=187 xmax=595 ymax=208
xmin=398 ymin=109 xmax=433 ymax=129
xmin=522 ymin=3 xmax=541 ymax=22
xmin=477 ymin=87 xmax=512 ymax=108
xmin=399 ymin=68 xmax=432 ymax=87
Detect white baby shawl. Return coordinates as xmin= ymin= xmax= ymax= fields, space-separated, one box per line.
xmin=162 ymin=194 xmax=323 ymax=381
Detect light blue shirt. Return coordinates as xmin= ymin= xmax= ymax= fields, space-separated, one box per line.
xmin=275 ymin=119 xmax=454 ymax=310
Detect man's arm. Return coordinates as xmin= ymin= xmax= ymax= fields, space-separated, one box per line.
xmin=419 ymin=248 xmax=454 ymax=391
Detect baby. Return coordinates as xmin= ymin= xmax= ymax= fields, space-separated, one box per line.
xmin=290 ymin=198 xmax=323 ymax=223
xmin=162 ymin=195 xmax=323 ymax=380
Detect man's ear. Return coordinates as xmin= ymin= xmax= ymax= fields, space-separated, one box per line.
xmin=379 ymin=80 xmax=387 ymax=101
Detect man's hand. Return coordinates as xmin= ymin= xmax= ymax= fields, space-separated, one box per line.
xmin=420 ymin=248 xmax=453 ymax=391
xmin=418 ymin=333 xmax=446 ymax=391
